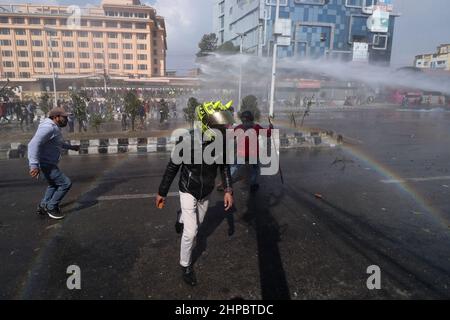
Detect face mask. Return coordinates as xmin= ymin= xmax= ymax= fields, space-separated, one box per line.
xmin=58 ymin=117 xmax=68 ymax=128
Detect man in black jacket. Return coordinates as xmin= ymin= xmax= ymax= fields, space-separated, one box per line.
xmin=156 ymin=100 xmax=234 ymax=286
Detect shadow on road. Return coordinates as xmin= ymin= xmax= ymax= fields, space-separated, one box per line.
xmin=191 ymin=201 xmax=236 ymax=266
xmin=243 ymin=185 xmax=291 ymax=300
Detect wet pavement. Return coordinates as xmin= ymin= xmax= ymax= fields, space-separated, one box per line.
xmin=1 ymin=106 xmax=450 ymax=299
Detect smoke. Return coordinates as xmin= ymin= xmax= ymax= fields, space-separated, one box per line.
xmin=197 ymin=54 xmax=450 ymax=97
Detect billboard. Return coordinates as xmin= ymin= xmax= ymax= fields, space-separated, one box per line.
xmin=353 ymin=42 xmax=369 ymax=63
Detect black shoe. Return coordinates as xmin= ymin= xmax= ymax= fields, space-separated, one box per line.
xmin=36 ymin=204 xmax=47 ymax=216
xmin=250 ymin=184 xmax=260 ymax=192
xmin=46 ymin=206 xmax=65 ymax=220
xmin=175 ymin=210 xmax=184 ymax=234
xmin=181 ymin=266 xmax=197 ymax=286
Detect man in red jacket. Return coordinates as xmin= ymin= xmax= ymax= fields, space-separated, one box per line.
xmin=231 ymin=110 xmax=273 ymax=192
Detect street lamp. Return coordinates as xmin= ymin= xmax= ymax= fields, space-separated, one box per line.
xmin=236 ymin=32 xmax=246 ymax=115
xmin=269 ymin=0 xmax=281 ymax=118
xmin=44 ymin=27 xmax=58 ymax=108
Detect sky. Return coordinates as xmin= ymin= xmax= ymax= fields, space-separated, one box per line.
xmin=7 ymin=0 xmax=450 ymax=72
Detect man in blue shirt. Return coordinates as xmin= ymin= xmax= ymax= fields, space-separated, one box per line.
xmin=28 ymin=107 xmax=80 ymax=220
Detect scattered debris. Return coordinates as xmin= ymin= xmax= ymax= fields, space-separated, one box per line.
xmin=411 ymin=211 xmax=423 ymax=215
xmin=314 ymin=194 xmax=323 ymax=200
xmin=381 ymin=208 xmax=387 ymax=212
xmin=331 ymin=157 xmax=355 ymax=171
xmin=443 ymin=185 xmax=449 ymax=188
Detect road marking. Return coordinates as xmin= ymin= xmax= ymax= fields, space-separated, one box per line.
xmin=97 ymin=192 xmax=179 ymax=201
xmin=381 ymin=176 xmax=450 ymax=184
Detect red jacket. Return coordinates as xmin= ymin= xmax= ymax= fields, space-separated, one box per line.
xmin=234 ymin=123 xmax=272 ymax=159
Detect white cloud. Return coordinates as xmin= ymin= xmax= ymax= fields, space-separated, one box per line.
xmin=148 ymin=0 xmax=213 ymax=73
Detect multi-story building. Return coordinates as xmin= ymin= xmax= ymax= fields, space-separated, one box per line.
xmin=0 ymin=0 xmax=167 ymax=82
xmin=415 ymin=44 xmax=450 ymax=71
xmin=213 ymin=0 xmax=397 ymax=65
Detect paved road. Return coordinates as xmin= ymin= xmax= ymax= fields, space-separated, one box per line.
xmin=1 ymin=106 xmax=450 ymax=299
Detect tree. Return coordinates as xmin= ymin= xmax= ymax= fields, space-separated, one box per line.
xmin=90 ymin=113 xmax=104 ymax=133
xmin=39 ymin=92 xmax=51 ymax=116
xmin=124 ymin=90 xmax=141 ymax=131
xmin=241 ymin=95 xmax=261 ymax=121
xmin=196 ymin=33 xmax=218 ymax=57
xmin=70 ymin=90 xmax=88 ymax=133
xmin=183 ymin=97 xmax=199 ymax=128
xmin=216 ymin=41 xmax=240 ymax=55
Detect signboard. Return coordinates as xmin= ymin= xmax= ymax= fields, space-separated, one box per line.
xmin=274 ymin=19 xmax=291 ymax=37
xmin=277 ymin=36 xmax=291 ymax=46
xmin=297 ymin=80 xmax=321 ymax=89
xmin=366 ymin=9 xmax=390 ymax=33
xmin=352 ymin=42 xmax=369 ymax=62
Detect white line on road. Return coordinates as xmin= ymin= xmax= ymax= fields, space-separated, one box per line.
xmin=97 ymin=192 xmax=179 ymax=201
xmin=381 ymin=176 xmax=450 ymax=184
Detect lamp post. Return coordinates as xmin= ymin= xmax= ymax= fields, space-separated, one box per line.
xmin=269 ymin=0 xmax=281 ymax=118
xmin=236 ymin=32 xmax=246 ymax=115
xmin=44 ymin=27 xmax=58 ymax=108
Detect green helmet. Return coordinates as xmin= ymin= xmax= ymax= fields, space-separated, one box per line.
xmin=196 ymin=100 xmax=234 ymax=138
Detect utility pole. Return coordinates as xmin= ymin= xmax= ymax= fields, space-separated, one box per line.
xmin=45 ymin=27 xmax=58 ymax=108
xmin=269 ymin=0 xmax=280 ymax=118
xmin=236 ymin=32 xmax=246 ymax=116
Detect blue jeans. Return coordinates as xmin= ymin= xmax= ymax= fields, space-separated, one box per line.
xmin=40 ymin=164 xmax=72 ymax=210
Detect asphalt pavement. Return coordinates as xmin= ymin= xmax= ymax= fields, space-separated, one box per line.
xmin=1 ymin=106 xmax=450 ymax=300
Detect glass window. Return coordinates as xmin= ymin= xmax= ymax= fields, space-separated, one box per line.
xmin=135 ymin=23 xmax=146 ymax=29
xmin=19 ymin=61 xmax=29 ymax=68
xmin=16 ymin=40 xmax=27 ymax=46
xmin=15 ymin=29 xmax=26 ymax=35
xmin=0 ymin=40 xmax=11 ymax=46
xmin=64 ymin=52 xmax=75 ymax=59
xmin=33 ymin=51 xmax=45 ymax=58
xmin=32 ymin=40 xmax=43 ymax=47
xmin=34 ymin=62 xmax=45 ymax=68
xmin=3 ymin=61 xmax=14 ymax=68
xmin=18 ymin=51 xmax=28 ymax=57
xmin=19 ymin=72 xmax=30 ymax=78
xmin=65 ymin=62 xmax=76 ymax=69
xmin=1 ymin=50 xmax=12 ymax=57
xmin=13 ymin=18 xmax=25 ymax=24
xmin=31 ymin=30 xmax=42 ymax=36
xmin=90 ymin=20 xmax=103 ymax=27
xmin=79 ymin=52 xmax=90 ymax=59
xmin=45 ymin=19 xmax=57 ymax=25
xmin=29 ymin=18 xmax=41 ymax=25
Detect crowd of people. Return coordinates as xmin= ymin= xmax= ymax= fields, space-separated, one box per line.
xmin=0 ymin=99 xmax=39 ymax=130
xmin=0 ymin=94 xmax=180 ymax=133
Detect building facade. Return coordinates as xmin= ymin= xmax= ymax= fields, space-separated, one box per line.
xmin=213 ymin=0 xmax=396 ymax=65
xmin=415 ymin=44 xmax=450 ymax=71
xmin=0 ymin=0 xmax=167 ymax=82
